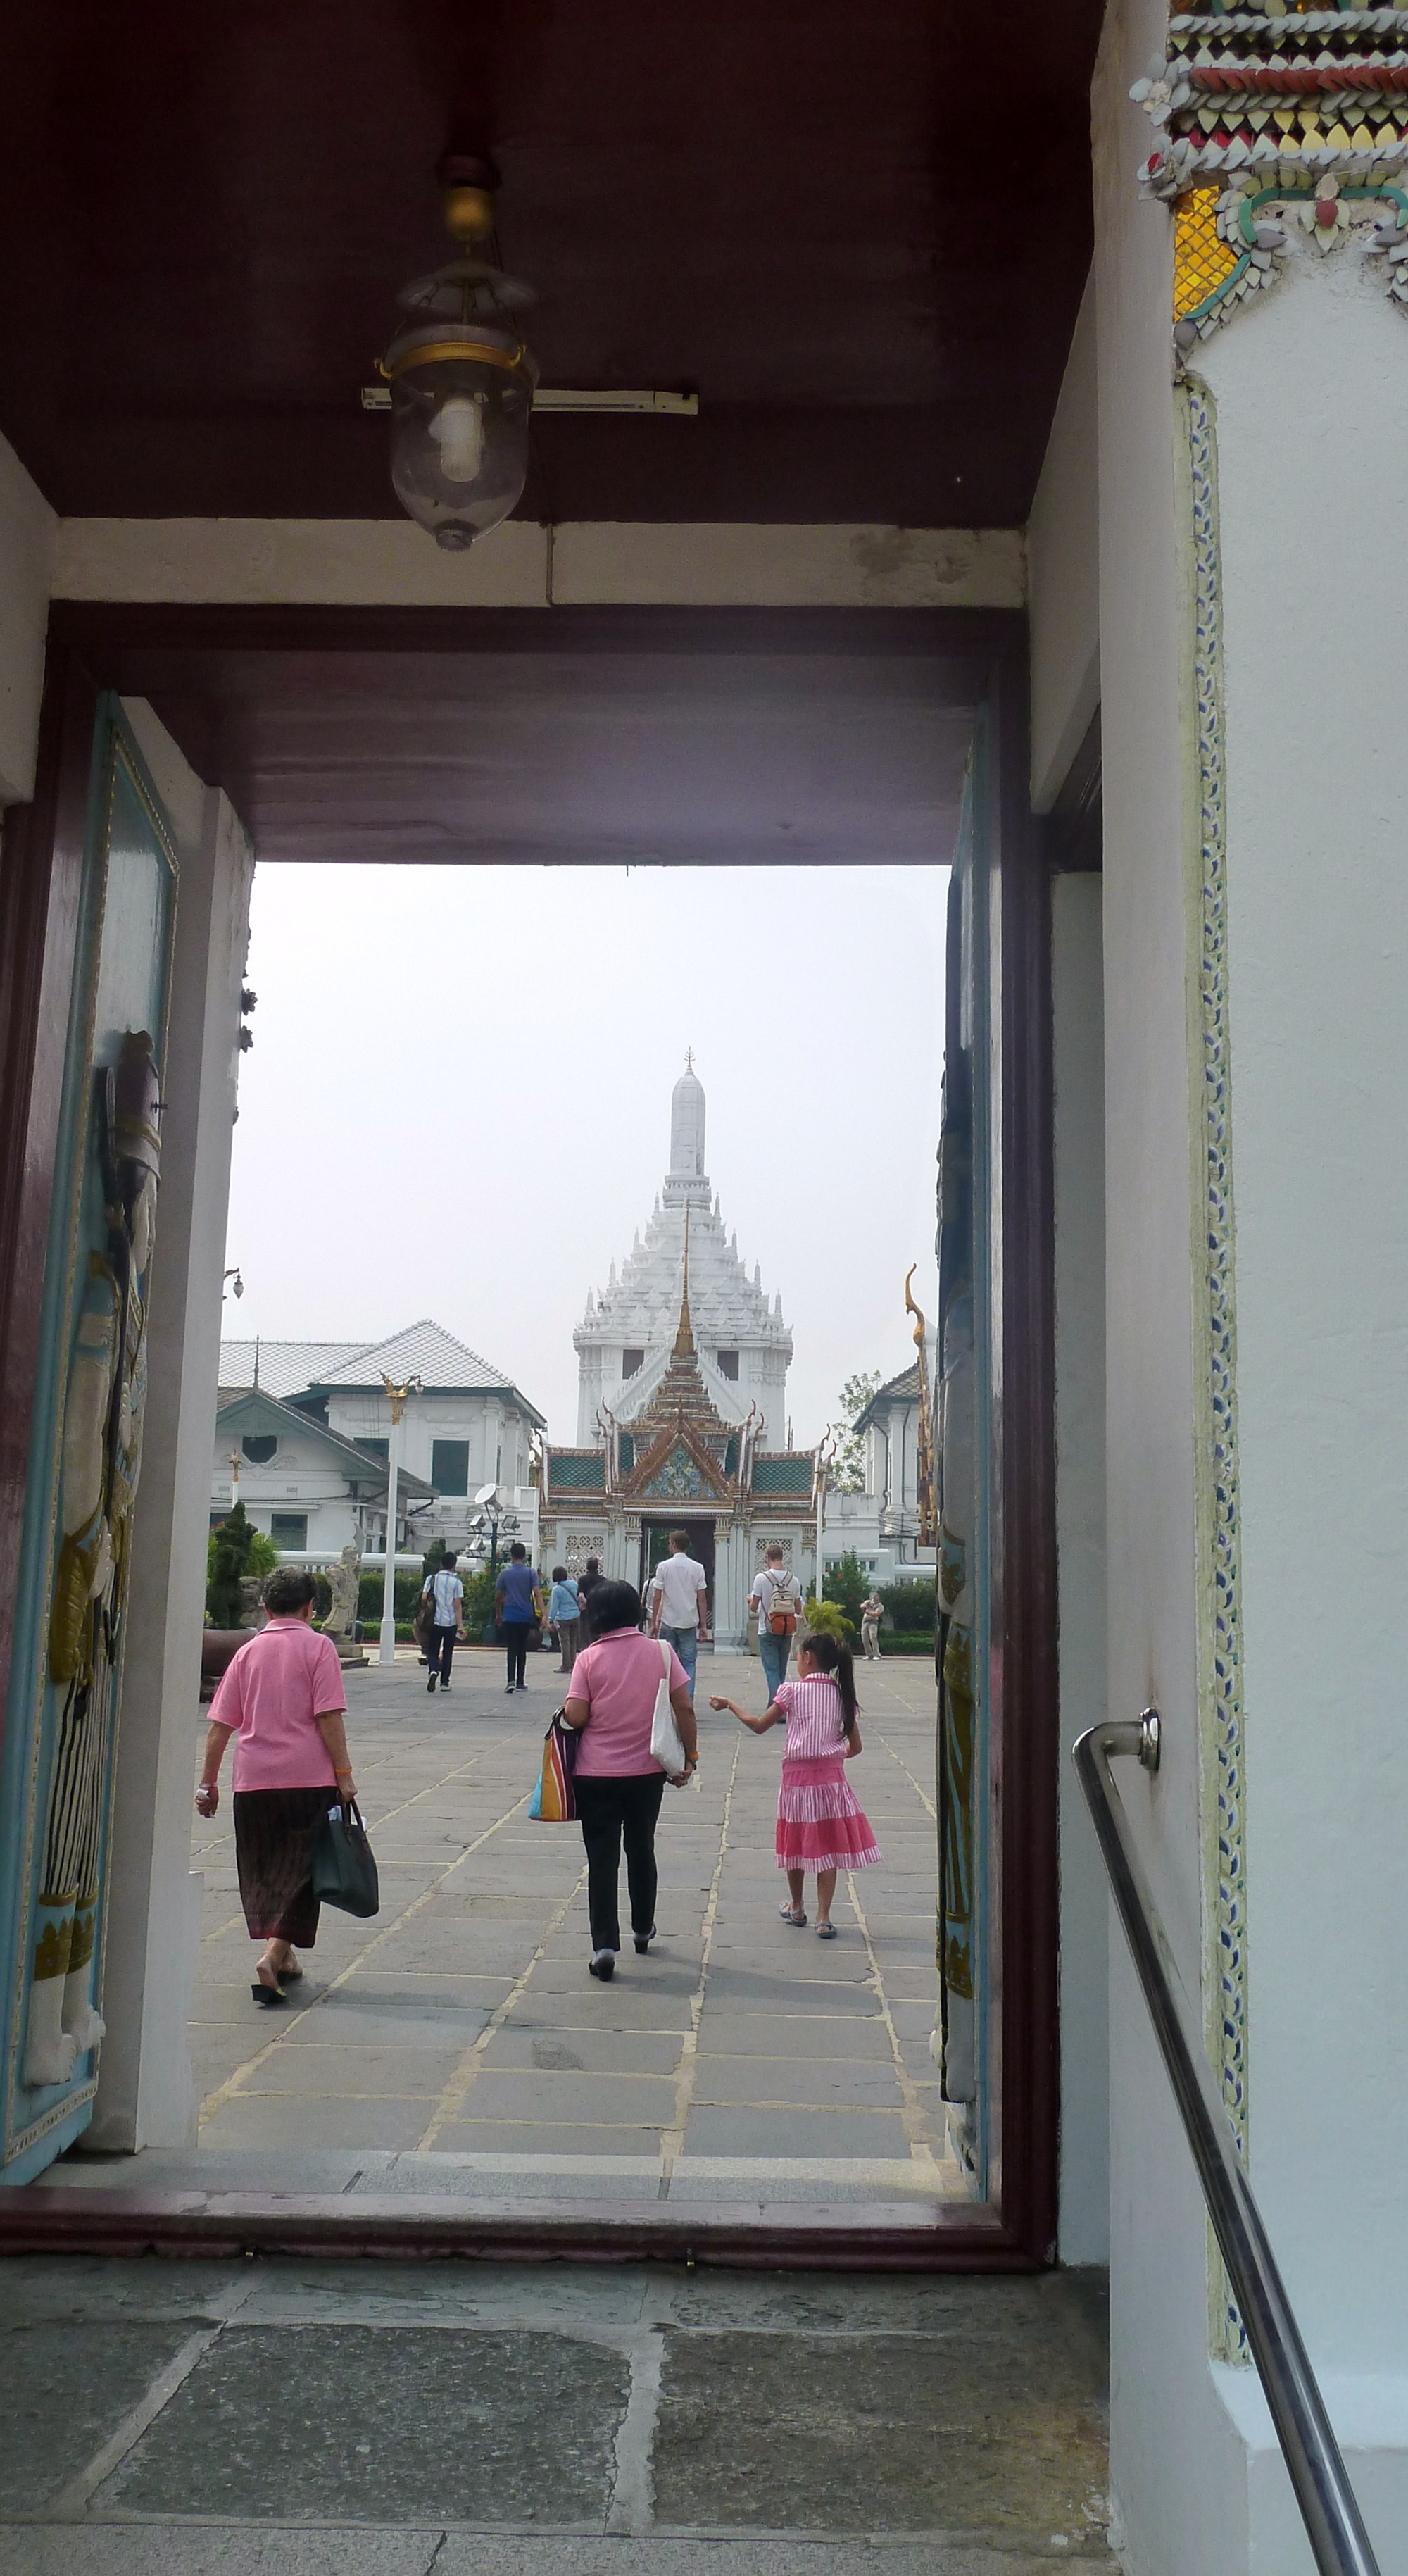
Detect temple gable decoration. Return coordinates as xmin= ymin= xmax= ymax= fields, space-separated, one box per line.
xmin=1133 ymin=6 xmax=1408 ymax=346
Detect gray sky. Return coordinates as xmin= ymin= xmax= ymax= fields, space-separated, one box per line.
xmin=224 ymin=863 xmax=948 ymax=1446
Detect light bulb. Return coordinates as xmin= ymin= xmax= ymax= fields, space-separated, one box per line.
xmin=429 ymin=393 xmax=486 ymax=483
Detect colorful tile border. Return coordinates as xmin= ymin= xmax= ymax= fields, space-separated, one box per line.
xmin=1183 ymin=379 xmax=1249 ymax=2358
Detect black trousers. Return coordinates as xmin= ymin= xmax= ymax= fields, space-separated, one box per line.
xmin=574 ymin=1770 xmax=666 ymax=1953
xmin=429 ymin=1625 xmax=456 ymax=1684
xmin=503 ymin=1621 xmax=530 ymax=1686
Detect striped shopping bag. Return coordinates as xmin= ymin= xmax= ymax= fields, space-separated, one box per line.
xmin=529 ymin=1713 xmax=579 ymax=1822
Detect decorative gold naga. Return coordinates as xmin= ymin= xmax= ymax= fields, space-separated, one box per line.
xmin=904 ymin=1265 xmax=938 ymax=1549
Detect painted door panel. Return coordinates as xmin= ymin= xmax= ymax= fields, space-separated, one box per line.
xmin=0 ymin=705 xmax=177 ymax=2182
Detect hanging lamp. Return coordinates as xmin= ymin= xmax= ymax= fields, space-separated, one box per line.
xmin=380 ymin=155 xmax=538 ymax=549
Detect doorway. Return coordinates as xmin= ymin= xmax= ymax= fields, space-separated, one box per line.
xmin=0 ymin=602 xmax=1055 ymax=2265
xmin=641 ymin=1522 xmax=715 ymax=1621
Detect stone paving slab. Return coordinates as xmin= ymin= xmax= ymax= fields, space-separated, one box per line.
xmin=0 ymin=2318 xmax=204 ymax=2510
xmin=196 ymin=2098 xmax=441 ymax=2151
xmin=687 ymin=2056 xmax=907 ymax=2110
xmin=653 ymin=2326 xmax=1110 ymax=2541
xmin=693 ymin=2015 xmax=893 ymax=2061
xmin=431 ymin=2122 xmax=670 ymax=2158
xmin=681 ymin=2108 xmax=912 ymax=2158
xmin=98 ymin=2325 xmax=631 ymax=2523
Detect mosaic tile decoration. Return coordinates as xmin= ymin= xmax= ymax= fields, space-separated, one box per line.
xmin=1185 ymin=380 xmax=1249 ymax=2361
xmin=1137 ymin=7 xmax=1408 ymax=342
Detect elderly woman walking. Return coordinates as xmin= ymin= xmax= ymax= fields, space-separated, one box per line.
xmin=561 ymin=1579 xmax=698 ymax=1980
xmin=196 ymin=1565 xmax=359 ymax=2005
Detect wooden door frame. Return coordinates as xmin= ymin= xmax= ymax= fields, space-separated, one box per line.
xmin=0 ymin=599 xmax=1057 ymax=2268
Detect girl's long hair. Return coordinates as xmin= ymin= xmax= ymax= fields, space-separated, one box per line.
xmin=802 ymin=1627 xmax=857 ymax=1729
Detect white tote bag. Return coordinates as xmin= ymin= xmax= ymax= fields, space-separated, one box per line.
xmin=650 ymin=1637 xmax=687 ymax=1777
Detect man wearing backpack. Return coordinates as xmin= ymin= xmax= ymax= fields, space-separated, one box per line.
xmin=750 ymin=1542 xmax=802 ymax=1700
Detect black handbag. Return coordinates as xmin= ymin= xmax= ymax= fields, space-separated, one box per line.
xmin=310 ymin=1794 xmax=380 ymax=1918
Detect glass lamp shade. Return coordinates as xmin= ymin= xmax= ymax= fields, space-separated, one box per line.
xmin=389 ymin=354 xmax=533 ymax=549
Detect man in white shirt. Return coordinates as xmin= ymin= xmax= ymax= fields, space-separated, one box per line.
xmin=648 ymin=1528 xmax=710 ymax=1690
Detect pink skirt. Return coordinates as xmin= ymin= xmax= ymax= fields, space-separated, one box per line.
xmin=776 ymin=1754 xmax=881 ymax=1872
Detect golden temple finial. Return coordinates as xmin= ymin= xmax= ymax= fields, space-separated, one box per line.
xmin=904 ymin=1265 xmax=938 ymax=1546
xmin=673 ymin=1205 xmax=696 ymax=1359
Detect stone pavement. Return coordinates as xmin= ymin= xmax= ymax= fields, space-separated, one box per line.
xmin=63 ymin=1646 xmax=963 ymax=2210
xmin=0 ymin=2254 xmax=1117 ymax=2570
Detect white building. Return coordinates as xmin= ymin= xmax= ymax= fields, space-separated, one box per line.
xmin=573 ymin=1063 xmax=792 ymax=1450
xmin=214 ymin=1320 xmax=544 ymax=1561
xmin=210 ymin=1387 xmax=426 ymax=1557
xmin=836 ymin=1362 xmax=938 ymax=1582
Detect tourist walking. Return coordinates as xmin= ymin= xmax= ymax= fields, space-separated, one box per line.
xmin=577 ymin=1556 xmax=606 ymax=1639
xmin=750 ymin=1542 xmax=802 ymax=1700
xmin=648 ymin=1528 xmax=710 ymax=1690
xmin=548 ymin=1565 xmax=582 ymax=1674
xmin=710 ymin=1630 xmax=878 ymax=1938
xmin=420 ymin=1551 xmax=465 ymax=1692
xmin=195 ymin=1566 xmax=359 ymax=2003
xmin=496 ymin=1542 xmax=543 ymax=1694
xmin=860 ymin=1589 xmax=884 ymax=1661
xmin=562 ymin=1579 xmax=698 ymax=1979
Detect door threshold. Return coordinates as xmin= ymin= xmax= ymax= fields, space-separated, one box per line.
xmin=0 ymin=2186 xmax=1036 ymax=2269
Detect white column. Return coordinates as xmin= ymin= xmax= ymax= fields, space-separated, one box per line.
xmin=92 ymin=763 xmax=253 ymax=2151
xmin=1097 ymin=0 xmax=1408 ymax=2560
xmin=379 ymin=1430 xmax=401 ymax=1665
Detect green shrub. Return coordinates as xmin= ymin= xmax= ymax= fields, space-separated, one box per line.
xmin=206 ymin=1502 xmax=278 ymax=1627
xmin=822 ymin=1549 xmax=869 ymax=1636
xmin=878 ymin=1577 xmax=936 ymax=1632
xmin=460 ymin=1565 xmax=494 ymax=1632
xmin=804 ymin=1596 xmax=855 ymax=1643
xmin=358 ymin=1568 xmax=425 ymax=1623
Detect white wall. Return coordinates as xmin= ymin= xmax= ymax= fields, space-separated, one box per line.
xmin=1093 ymin=0 xmax=1236 ymax=2560
xmin=1096 ymin=7 xmax=1408 ymax=2568
xmin=1051 ymin=873 xmax=1110 ymax=2268
xmin=0 ymin=432 xmax=55 ymax=806
xmin=1028 ymin=282 xmax=1100 ymax=813
xmin=1195 ymin=246 xmax=1408 ymax=2558
xmin=94 ymin=703 xmax=254 ymax=2152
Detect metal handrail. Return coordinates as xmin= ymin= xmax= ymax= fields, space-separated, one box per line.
xmin=1074 ymin=1712 xmax=1381 ymax=2576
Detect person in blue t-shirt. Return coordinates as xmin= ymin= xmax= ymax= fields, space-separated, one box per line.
xmin=494 ymin=1543 xmax=544 ymax=1694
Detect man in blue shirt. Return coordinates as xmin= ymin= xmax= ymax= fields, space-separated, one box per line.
xmin=495 ymin=1543 xmax=543 ymax=1694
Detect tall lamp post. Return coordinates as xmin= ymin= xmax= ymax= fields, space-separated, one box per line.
xmin=470 ymin=1483 xmax=520 ymax=1592
xmin=379 ymin=1373 xmax=422 ymax=1668
xmin=813 ymin=1426 xmax=835 ymax=1604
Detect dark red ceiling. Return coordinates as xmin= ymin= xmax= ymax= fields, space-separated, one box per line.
xmin=0 ymin=3 xmax=1102 ymax=527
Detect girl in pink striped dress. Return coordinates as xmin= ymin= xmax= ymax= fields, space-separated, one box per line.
xmin=710 ymin=1632 xmax=879 ymax=1937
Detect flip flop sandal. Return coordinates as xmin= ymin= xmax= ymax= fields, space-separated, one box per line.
xmin=779 ymin=1903 xmax=807 ymax=1926
xmin=816 ymin=1922 xmax=838 ymax=1940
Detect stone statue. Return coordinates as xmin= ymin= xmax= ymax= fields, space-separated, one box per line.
xmin=322 ymin=1542 xmax=367 ymax=1667
xmin=237 ymin=1575 xmax=266 ymax=1630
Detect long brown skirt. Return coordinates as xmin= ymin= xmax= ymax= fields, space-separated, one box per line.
xmin=232 ymin=1786 xmax=328 ymax=1945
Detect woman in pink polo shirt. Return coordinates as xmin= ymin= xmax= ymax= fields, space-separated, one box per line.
xmin=196 ymin=1565 xmax=359 ymax=2005
xmin=562 ymin=1578 xmax=699 ymax=1980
